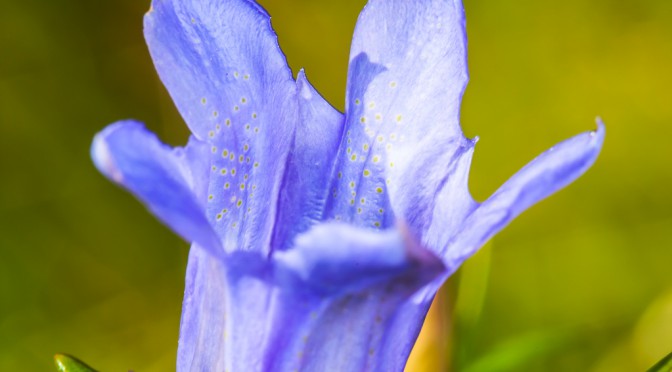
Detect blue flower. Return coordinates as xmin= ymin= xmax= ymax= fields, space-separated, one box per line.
xmin=90 ymin=0 xmax=604 ymax=370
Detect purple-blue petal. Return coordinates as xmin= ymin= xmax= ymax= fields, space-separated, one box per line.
xmin=180 ymin=135 xmax=212 ymax=202
xmin=91 ymin=121 xmax=222 ymax=256
xmin=145 ymin=0 xmax=299 ymax=254
xmin=177 ymin=221 xmax=445 ymax=372
xmin=324 ymin=0 xmax=475 ymax=242
xmin=178 ymin=245 xmax=275 ymax=372
xmin=92 ymin=1 xmax=608 ymax=372
xmin=443 ymin=121 xmax=606 ymax=267
xmin=274 ymin=222 xmax=443 ymax=295
xmin=265 ymin=222 xmax=444 ymax=371
xmin=144 ymin=0 xmax=295 ymax=140
xmin=266 ymin=283 xmax=428 ymax=372
xmin=272 ymin=70 xmax=345 ymax=252
xmin=177 ymin=244 xmax=228 ymax=371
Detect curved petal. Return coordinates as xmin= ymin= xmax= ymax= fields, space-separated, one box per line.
xmin=174 ymin=134 xmax=213 ymax=203
xmin=272 ymin=70 xmax=345 ymax=252
xmin=324 ymin=0 xmax=475 ymax=246
xmin=178 ymin=245 xmax=275 ymax=372
xmin=375 ymin=297 xmax=435 ymax=371
xmin=265 ymin=222 xmax=444 ymax=371
xmin=347 ymin=0 xmax=468 ymax=125
xmin=91 ymin=121 xmax=222 ymax=256
xmin=144 ymin=0 xmax=296 ymax=140
xmin=145 ymin=0 xmax=299 ymax=254
xmin=177 ymin=244 xmax=228 ymax=372
xmin=421 ymin=138 xmax=479 ymax=254
xmin=443 ymin=121 xmax=606 ymax=265
xmin=274 ymin=222 xmax=443 ymax=295
xmin=263 ymin=282 xmax=433 ymax=372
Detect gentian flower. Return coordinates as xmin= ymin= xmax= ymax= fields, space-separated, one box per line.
xmin=91 ymin=0 xmax=604 ymax=370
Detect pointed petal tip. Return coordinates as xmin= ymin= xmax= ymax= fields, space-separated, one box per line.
xmin=295 ymin=69 xmax=313 ymax=100
xmin=297 ymin=68 xmax=306 ymax=79
xmin=581 ymin=117 xmax=606 ymax=163
xmin=443 ymin=119 xmax=606 ymax=264
xmin=593 ymin=116 xmax=606 ymax=139
xmin=545 ymin=118 xmax=605 ymax=170
xmin=143 ymin=0 xmax=158 ymax=22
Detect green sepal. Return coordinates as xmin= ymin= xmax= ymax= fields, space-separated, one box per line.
xmin=54 ymin=354 xmax=98 ymax=372
xmin=648 ymin=351 xmax=672 ymax=372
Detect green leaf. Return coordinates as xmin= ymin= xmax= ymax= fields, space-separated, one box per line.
xmin=648 ymin=351 xmax=672 ymax=372
xmin=54 ymin=354 xmax=98 ymax=372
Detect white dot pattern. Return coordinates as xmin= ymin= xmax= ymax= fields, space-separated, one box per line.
xmin=198 ymin=70 xmax=265 ymax=246
xmin=325 ymin=81 xmax=405 ymax=229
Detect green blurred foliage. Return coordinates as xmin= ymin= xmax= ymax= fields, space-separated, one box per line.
xmin=54 ymin=354 xmax=97 ymax=372
xmin=0 ymin=0 xmax=670 ymax=371
xmin=648 ymin=350 xmax=672 ymax=372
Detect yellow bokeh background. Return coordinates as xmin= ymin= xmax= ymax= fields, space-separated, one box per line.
xmin=0 ymin=0 xmax=671 ymax=370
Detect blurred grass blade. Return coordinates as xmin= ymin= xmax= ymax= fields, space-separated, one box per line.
xmin=54 ymin=354 xmax=98 ymax=372
xmin=454 ymin=242 xmax=492 ymax=369
xmin=455 ymin=242 xmax=492 ymax=327
xmin=648 ymin=351 xmax=672 ymax=372
xmin=462 ymin=329 xmax=576 ymax=372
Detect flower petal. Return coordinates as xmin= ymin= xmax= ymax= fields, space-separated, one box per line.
xmin=177 ymin=244 xmax=228 ymax=372
xmin=443 ymin=121 xmax=606 ymax=266
xmin=178 ymin=245 xmax=274 ymax=372
xmin=272 ymin=70 xmax=345 ymax=252
xmin=144 ymin=0 xmax=296 ymax=140
xmin=262 ymin=282 xmax=433 ymax=372
xmin=91 ymin=121 xmax=222 ymax=256
xmin=374 ymin=298 xmax=435 ymax=371
xmin=265 ymin=222 xmax=444 ymax=371
xmin=179 ymin=220 xmax=444 ymax=371
xmin=324 ymin=0 xmax=475 ymax=240
xmin=275 ymin=222 xmax=443 ymax=295
xmin=145 ymin=0 xmax=299 ymax=254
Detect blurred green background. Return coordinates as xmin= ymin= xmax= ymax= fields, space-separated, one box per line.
xmin=1 ymin=0 xmax=670 ymax=370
